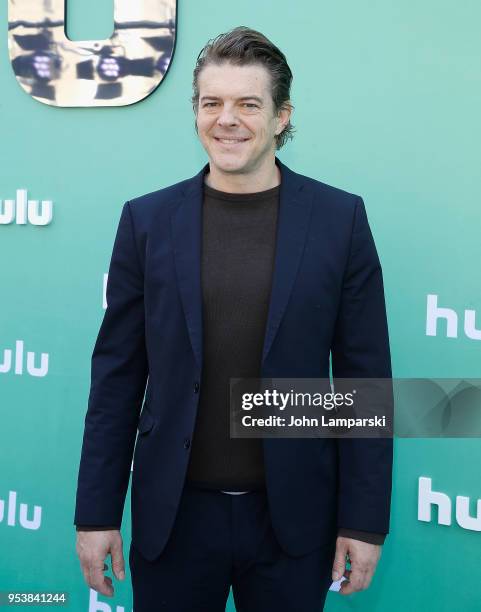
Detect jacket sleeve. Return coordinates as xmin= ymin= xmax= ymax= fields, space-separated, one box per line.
xmin=74 ymin=201 xmax=148 ymax=528
xmin=331 ymin=196 xmax=393 ymax=536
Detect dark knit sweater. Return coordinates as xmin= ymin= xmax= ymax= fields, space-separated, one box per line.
xmin=184 ymin=182 xmax=280 ymax=490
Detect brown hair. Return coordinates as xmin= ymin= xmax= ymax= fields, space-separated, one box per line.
xmin=192 ymin=26 xmax=295 ymax=149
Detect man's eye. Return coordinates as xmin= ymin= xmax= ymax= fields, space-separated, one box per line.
xmin=243 ymin=103 xmax=258 ymax=108
xmin=204 ymin=102 xmax=218 ymax=108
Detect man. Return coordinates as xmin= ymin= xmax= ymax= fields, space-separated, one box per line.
xmin=75 ymin=26 xmax=393 ymax=611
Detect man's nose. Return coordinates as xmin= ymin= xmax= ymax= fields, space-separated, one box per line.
xmin=217 ymin=105 xmax=239 ymax=127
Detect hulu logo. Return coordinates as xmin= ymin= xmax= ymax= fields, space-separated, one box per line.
xmin=0 ymin=491 xmax=42 ymax=530
xmin=0 ymin=190 xmax=53 ymax=225
xmin=418 ymin=477 xmax=481 ymax=531
xmin=0 ymin=340 xmax=49 ymax=377
xmin=426 ymin=294 xmax=481 ymax=340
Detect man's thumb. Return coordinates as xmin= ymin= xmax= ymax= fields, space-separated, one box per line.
xmin=332 ymin=542 xmax=347 ymax=581
xmin=111 ymin=541 xmax=126 ymax=580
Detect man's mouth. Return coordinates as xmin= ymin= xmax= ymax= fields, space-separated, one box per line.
xmin=214 ymin=137 xmax=250 ymax=144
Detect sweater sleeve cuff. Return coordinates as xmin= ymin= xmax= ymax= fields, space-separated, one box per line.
xmin=75 ymin=525 xmax=120 ymax=531
xmin=337 ymin=528 xmax=386 ymax=545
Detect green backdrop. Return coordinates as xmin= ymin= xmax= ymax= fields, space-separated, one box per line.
xmin=1 ymin=0 xmax=480 ymax=610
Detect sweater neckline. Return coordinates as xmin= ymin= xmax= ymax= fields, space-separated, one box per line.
xmin=203 ymin=182 xmax=281 ymax=202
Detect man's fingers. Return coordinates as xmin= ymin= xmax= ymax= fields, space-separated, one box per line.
xmin=340 ymin=579 xmax=354 ymax=595
xmin=339 ymin=563 xmax=374 ymax=595
xmin=110 ymin=538 xmax=126 ymax=580
xmin=352 ymin=557 xmax=375 ymax=589
xmin=79 ymin=559 xmax=113 ymax=596
xmin=339 ymin=568 xmax=365 ymax=595
xmin=89 ymin=562 xmax=114 ymax=597
xmin=332 ymin=541 xmax=348 ymax=581
xmin=80 ymin=565 xmax=90 ymax=588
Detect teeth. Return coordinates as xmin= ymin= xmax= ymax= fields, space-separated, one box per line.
xmin=217 ymin=138 xmax=245 ymax=144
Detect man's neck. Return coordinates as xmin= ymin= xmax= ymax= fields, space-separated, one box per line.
xmin=204 ymin=161 xmax=281 ymax=194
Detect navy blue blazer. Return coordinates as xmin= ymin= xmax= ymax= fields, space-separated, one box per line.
xmin=74 ymin=158 xmax=393 ymax=561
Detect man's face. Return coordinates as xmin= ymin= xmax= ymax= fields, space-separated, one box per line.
xmin=195 ymin=61 xmax=289 ymax=176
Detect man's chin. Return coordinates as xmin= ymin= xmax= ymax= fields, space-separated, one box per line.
xmin=210 ymin=157 xmax=249 ymax=174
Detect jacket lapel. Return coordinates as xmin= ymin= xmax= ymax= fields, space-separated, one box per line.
xmin=261 ymin=159 xmax=312 ymax=365
xmin=169 ymin=164 xmax=208 ymax=371
xmin=169 ymin=158 xmax=312 ymax=373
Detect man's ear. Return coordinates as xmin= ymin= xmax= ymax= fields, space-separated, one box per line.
xmin=193 ymin=105 xmax=199 ymax=134
xmin=275 ymin=101 xmax=292 ymax=135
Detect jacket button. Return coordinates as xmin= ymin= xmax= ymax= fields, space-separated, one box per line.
xmin=193 ymin=381 xmax=200 ymax=393
xmin=184 ymin=438 xmax=191 ymax=449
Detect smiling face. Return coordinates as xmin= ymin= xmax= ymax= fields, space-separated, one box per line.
xmin=195 ymin=62 xmax=290 ymax=182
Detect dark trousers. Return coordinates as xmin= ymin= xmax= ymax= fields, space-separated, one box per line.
xmin=129 ymin=482 xmax=335 ymax=612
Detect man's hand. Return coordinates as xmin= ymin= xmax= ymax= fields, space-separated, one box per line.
xmin=331 ymin=536 xmax=382 ymax=595
xmin=76 ymin=530 xmax=126 ymax=597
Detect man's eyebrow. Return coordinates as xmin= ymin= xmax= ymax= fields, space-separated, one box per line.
xmin=199 ymin=95 xmax=264 ymax=104
xmin=238 ymin=96 xmax=263 ymax=104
